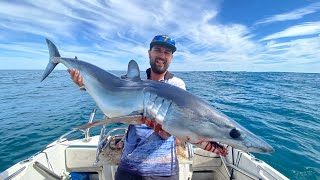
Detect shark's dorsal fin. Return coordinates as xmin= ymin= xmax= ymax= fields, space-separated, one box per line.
xmin=122 ymin=60 xmax=141 ymax=80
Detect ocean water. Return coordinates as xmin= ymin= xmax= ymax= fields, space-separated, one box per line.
xmin=0 ymin=70 xmax=319 ymax=180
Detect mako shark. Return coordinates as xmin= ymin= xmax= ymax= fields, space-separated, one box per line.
xmin=41 ymin=38 xmax=274 ymax=154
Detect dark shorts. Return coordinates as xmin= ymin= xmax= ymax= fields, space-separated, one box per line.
xmin=115 ymin=169 xmax=179 ymax=180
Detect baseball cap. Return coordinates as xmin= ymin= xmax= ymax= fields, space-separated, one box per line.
xmin=150 ymin=35 xmax=176 ymax=53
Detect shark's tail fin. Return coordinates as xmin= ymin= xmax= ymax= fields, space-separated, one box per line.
xmin=41 ymin=38 xmax=61 ymax=82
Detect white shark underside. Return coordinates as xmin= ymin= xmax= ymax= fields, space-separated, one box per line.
xmin=41 ymin=39 xmax=274 ymax=154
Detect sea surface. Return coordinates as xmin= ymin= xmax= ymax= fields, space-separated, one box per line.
xmin=0 ymin=70 xmax=319 ymax=180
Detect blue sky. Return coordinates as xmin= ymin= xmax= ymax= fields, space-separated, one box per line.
xmin=0 ymin=0 xmax=319 ymax=72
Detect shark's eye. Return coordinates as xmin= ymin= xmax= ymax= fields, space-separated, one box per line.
xmin=229 ymin=128 xmax=241 ymax=138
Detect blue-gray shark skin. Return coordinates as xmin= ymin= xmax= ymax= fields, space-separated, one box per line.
xmin=42 ymin=38 xmax=274 ymax=153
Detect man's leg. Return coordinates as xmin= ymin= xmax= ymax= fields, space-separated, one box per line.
xmin=115 ymin=169 xmax=142 ymax=180
xmin=142 ymin=174 xmax=179 ymax=180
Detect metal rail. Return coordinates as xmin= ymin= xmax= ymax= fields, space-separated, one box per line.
xmin=257 ymin=165 xmax=278 ymax=180
xmin=186 ymin=142 xmax=194 ymax=160
xmin=220 ymin=155 xmax=232 ymax=178
xmin=226 ymin=163 xmax=260 ymax=180
xmin=84 ymin=108 xmax=97 ymax=141
xmin=57 ymin=108 xmax=98 ymax=143
xmin=95 ymin=127 xmax=128 ymax=164
xmin=4 ymin=166 xmax=26 ymax=180
xmin=33 ymin=161 xmax=63 ymax=180
xmin=219 ymin=151 xmax=276 ymax=180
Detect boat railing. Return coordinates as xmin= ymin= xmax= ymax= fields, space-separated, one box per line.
xmin=57 ymin=108 xmax=98 ymax=143
xmin=220 ymin=150 xmax=280 ymax=180
xmin=95 ymin=127 xmax=127 ymax=164
xmin=186 ymin=142 xmax=194 ymax=160
xmin=84 ymin=108 xmax=97 ymax=142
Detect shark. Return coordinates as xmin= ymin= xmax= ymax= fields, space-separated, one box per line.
xmin=41 ymin=38 xmax=274 ymax=154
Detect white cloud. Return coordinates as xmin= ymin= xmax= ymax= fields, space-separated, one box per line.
xmin=0 ymin=1 xmax=319 ymax=72
xmin=252 ymin=36 xmax=320 ymax=72
xmin=256 ymin=2 xmax=320 ymax=24
xmin=261 ymin=21 xmax=320 ymax=41
xmin=0 ymin=1 xmax=74 ymax=39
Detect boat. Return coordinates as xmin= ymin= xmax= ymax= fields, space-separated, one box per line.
xmin=0 ymin=108 xmax=289 ymax=180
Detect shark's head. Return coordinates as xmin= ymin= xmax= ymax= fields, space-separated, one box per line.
xmin=199 ymin=108 xmax=275 ymax=153
xmin=219 ymin=125 xmax=275 ymax=153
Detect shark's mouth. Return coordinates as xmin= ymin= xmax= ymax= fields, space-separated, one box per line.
xmin=192 ymin=141 xmax=228 ymax=156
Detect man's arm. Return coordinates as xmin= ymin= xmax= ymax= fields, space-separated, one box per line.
xmin=144 ymin=119 xmax=171 ymax=139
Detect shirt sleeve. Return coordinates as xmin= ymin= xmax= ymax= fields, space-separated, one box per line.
xmin=166 ymin=77 xmax=186 ymax=90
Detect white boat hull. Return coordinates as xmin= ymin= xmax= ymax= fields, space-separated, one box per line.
xmin=1 ymin=134 xmax=288 ymax=180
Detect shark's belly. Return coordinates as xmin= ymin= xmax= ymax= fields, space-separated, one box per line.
xmin=98 ymin=91 xmax=144 ymax=117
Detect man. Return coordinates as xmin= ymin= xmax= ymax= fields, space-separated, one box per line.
xmin=69 ymin=35 xmax=185 ymax=180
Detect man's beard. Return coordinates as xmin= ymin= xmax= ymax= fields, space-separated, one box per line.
xmin=150 ymin=59 xmax=169 ymax=74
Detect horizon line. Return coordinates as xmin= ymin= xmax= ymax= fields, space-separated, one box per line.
xmin=0 ymin=69 xmax=319 ymax=74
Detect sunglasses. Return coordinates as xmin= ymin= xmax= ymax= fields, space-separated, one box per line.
xmin=152 ymin=35 xmax=176 ymax=46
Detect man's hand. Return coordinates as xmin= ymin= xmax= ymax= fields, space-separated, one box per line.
xmin=68 ymin=69 xmax=84 ymax=87
xmin=143 ymin=118 xmax=171 ymax=139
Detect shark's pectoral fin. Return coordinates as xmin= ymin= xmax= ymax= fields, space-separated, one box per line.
xmin=75 ymin=114 xmax=143 ymax=130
